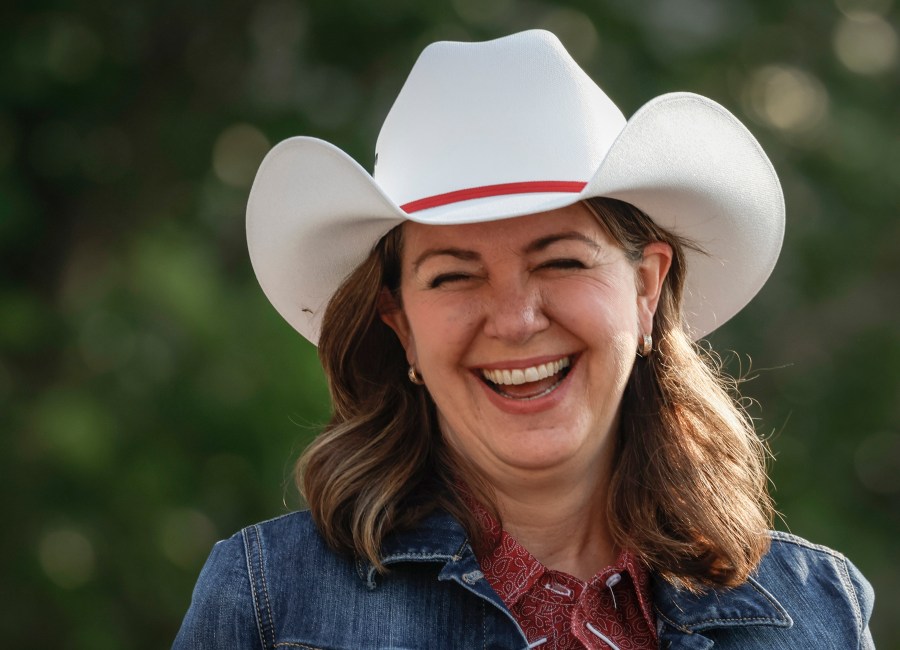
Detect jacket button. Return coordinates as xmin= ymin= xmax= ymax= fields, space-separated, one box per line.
xmin=462 ymin=570 xmax=484 ymax=584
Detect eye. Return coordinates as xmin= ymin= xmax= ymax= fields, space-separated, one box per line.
xmin=539 ymin=258 xmax=588 ymax=270
xmin=428 ymin=272 xmax=472 ymax=288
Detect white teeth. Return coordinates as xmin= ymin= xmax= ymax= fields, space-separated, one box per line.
xmin=481 ymin=357 xmax=571 ymax=386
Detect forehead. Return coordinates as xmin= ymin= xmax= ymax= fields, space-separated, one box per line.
xmin=401 ymin=202 xmax=607 ymax=253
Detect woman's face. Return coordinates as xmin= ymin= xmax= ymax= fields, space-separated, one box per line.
xmin=382 ymin=203 xmax=671 ymax=483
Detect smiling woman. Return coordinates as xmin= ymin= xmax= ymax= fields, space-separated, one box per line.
xmin=175 ymin=30 xmax=874 ymax=650
xmin=390 ymin=207 xmax=662 ymax=490
xmin=306 ymin=197 xmax=768 ymax=590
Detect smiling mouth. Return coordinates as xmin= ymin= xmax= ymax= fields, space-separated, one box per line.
xmin=479 ymin=356 xmax=573 ymax=400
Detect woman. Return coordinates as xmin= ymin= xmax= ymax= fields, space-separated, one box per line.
xmin=175 ymin=30 xmax=874 ymax=649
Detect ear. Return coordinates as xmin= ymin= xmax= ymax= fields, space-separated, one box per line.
xmin=635 ymin=242 xmax=673 ymax=335
xmin=378 ymin=287 xmax=416 ymax=363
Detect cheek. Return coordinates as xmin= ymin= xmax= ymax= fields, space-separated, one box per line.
xmin=406 ymin=296 xmax=482 ymax=360
xmin=545 ymin=277 xmax=639 ymax=335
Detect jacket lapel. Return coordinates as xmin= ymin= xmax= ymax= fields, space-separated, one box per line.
xmin=652 ymin=573 xmax=792 ymax=648
xmin=355 ymin=509 xmax=472 ymax=589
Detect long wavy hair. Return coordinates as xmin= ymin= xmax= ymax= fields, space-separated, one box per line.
xmin=298 ymin=196 xmax=773 ymax=591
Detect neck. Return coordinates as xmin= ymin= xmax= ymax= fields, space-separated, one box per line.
xmin=482 ymin=463 xmax=617 ymax=581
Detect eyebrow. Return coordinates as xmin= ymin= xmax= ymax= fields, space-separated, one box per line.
xmin=523 ymin=231 xmax=603 ymax=254
xmin=412 ymin=247 xmax=481 ymax=272
xmin=412 ymin=231 xmax=602 ymax=272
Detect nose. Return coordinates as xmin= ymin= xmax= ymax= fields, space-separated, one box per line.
xmin=482 ymin=280 xmax=550 ymax=344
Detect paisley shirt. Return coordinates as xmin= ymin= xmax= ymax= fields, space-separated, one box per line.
xmin=472 ymin=504 xmax=657 ymax=650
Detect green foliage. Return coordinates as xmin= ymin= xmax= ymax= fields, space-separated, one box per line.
xmin=2 ymin=0 xmax=897 ymax=646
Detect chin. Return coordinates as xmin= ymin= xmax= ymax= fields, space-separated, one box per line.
xmin=495 ymin=434 xmax=590 ymax=471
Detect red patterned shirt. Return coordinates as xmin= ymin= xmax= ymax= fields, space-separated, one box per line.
xmin=471 ymin=504 xmax=657 ymax=649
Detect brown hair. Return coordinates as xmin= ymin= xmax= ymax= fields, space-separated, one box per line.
xmin=298 ymin=197 xmax=773 ymax=590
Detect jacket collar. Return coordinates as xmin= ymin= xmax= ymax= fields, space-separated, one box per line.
xmin=356 ymin=510 xmax=472 ymax=589
xmin=652 ymin=571 xmax=792 ymax=634
xmin=357 ymin=510 xmax=794 ymax=637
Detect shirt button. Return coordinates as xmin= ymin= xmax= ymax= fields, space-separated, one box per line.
xmin=604 ymin=572 xmax=622 ymax=610
xmin=544 ymin=581 xmax=574 ymax=597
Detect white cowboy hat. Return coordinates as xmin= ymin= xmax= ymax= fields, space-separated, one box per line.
xmin=247 ymin=29 xmax=784 ymax=345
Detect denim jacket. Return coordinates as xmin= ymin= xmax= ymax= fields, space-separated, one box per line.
xmin=174 ymin=510 xmax=874 ymax=649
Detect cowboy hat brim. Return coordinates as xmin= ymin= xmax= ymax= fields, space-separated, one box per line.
xmin=247 ymin=92 xmax=784 ymax=344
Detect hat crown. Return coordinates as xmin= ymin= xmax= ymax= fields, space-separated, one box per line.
xmin=247 ymin=30 xmax=784 ymax=345
xmin=373 ymin=30 xmax=626 ymax=210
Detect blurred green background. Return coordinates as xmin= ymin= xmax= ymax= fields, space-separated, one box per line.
xmin=2 ymin=0 xmax=898 ymax=647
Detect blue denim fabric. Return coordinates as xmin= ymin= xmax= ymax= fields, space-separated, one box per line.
xmin=174 ymin=511 xmax=874 ymax=649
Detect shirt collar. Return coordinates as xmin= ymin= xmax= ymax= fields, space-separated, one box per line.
xmin=614 ymin=550 xmax=657 ymax=632
xmin=466 ymin=495 xmax=656 ymax=629
xmin=480 ymin=525 xmax=657 ymax=619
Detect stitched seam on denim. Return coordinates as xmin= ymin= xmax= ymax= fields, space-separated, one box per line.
xmin=771 ymin=531 xmax=864 ymax=638
xmin=454 ymin=536 xmax=471 ymax=561
xmin=684 ymin=578 xmax=787 ymax=628
xmin=382 ymin=551 xmax=457 ymax=562
xmin=253 ymin=524 xmax=276 ymax=649
xmin=256 ymin=510 xmax=305 ymax=528
xmin=838 ymin=555 xmax=864 ymax=642
xmin=481 ymin=600 xmax=487 ymax=650
xmin=367 ymin=550 xmax=458 ymax=586
xmin=358 ymin=557 xmax=377 ymax=590
xmin=652 ymin=605 xmax=789 ymax=630
xmin=746 ymin=575 xmax=787 ymax=619
xmin=653 ymin=610 xmax=694 ymax=635
xmin=695 ymin=615 xmax=786 ymax=625
xmin=355 ymin=557 xmax=368 ymax=584
xmin=768 ymin=531 xmax=846 ymax=561
xmin=273 ymin=644 xmax=324 ymax=649
xmin=243 ymin=527 xmax=269 ymax=650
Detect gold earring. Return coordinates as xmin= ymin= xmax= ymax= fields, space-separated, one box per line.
xmin=408 ymin=365 xmax=424 ymax=385
xmin=637 ymin=334 xmax=652 ymax=357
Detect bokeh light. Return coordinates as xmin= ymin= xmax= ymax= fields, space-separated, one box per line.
xmin=835 ymin=0 xmax=894 ymax=19
xmin=44 ymin=17 xmax=102 ymax=84
xmin=78 ymin=310 xmax=136 ymax=374
xmin=14 ymin=14 xmax=105 ymax=85
xmin=212 ymin=124 xmax=270 ymax=189
xmin=744 ymin=65 xmax=829 ymax=135
xmin=158 ymin=509 xmax=218 ymax=570
xmin=453 ymin=0 xmax=515 ymax=27
xmin=538 ymin=7 xmax=599 ymax=63
xmin=32 ymin=389 xmax=117 ymax=471
xmin=641 ymin=0 xmax=745 ymax=55
xmin=39 ymin=527 xmax=96 ymax=589
xmin=833 ymin=12 xmax=899 ymax=75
